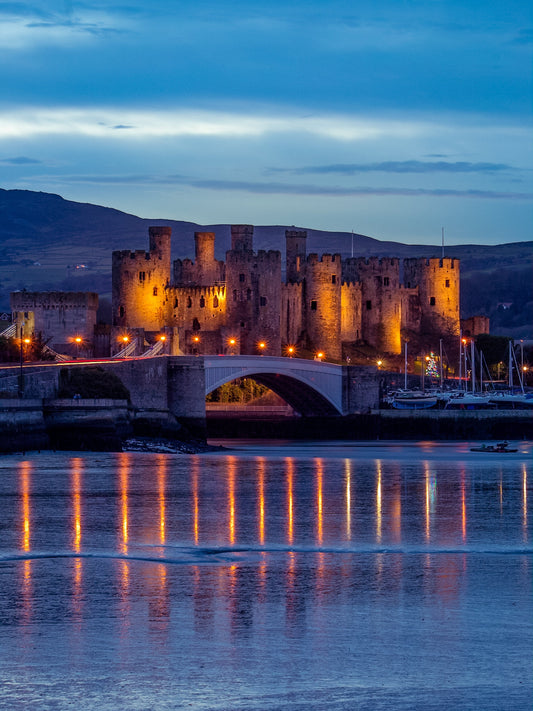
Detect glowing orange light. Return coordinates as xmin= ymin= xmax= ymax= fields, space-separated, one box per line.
xmin=286 ymin=345 xmax=295 ymax=357
xmin=258 ymin=341 xmax=266 ymax=350
xmin=74 ymin=337 xmax=82 ymax=344
xmin=229 ymin=338 xmax=236 ymax=346
xmin=377 ymin=359 xmax=383 ymax=367
xmin=121 ymin=335 xmax=129 ymax=343
xmin=159 ymin=335 xmax=166 ymax=341
xmin=317 ymin=352 xmax=324 ymax=359
xmin=23 ymin=338 xmax=31 ymax=344
xmin=193 ymin=335 xmax=200 ymax=342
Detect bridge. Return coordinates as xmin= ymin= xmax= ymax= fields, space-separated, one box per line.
xmin=204 ymin=356 xmax=346 ymax=416
xmin=0 ymin=355 xmax=380 ymax=432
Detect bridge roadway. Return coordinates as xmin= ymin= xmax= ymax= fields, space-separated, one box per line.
xmin=0 ymin=354 xmax=380 ymax=422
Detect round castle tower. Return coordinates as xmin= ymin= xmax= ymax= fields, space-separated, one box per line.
xmin=304 ymin=254 xmax=342 ymax=360
xmin=353 ymin=257 xmax=402 ymax=354
xmin=112 ymin=226 xmax=171 ymax=332
xmin=403 ymin=258 xmax=460 ymax=336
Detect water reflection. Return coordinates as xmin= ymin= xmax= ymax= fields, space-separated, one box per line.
xmin=315 ymin=458 xmax=323 ymax=545
xmin=344 ymin=459 xmax=352 ymax=541
xmin=523 ymin=464 xmax=528 ymax=542
xmin=70 ymin=457 xmax=83 ymax=624
xmin=227 ymin=456 xmax=237 ymax=545
xmin=286 ymin=457 xmax=294 ymax=545
xmin=19 ymin=460 xmax=32 ymax=625
xmin=258 ymin=456 xmax=266 ymax=545
xmin=375 ymin=459 xmax=382 ymax=543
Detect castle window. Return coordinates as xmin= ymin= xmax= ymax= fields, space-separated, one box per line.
xmin=240 ymin=321 xmax=245 ymax=328
xmin=187 ymin=297 xmax=192 ymax=308
xmin=193 ymin=318 xmax=200 ymax=331
xmin=119 ymin=306 xmax=125 ymax=318
xmin=239 ymin=273 xmax=245 ymax=283
xmin=199 ymin=296 xmax=205 ymax=308
xmin=430 ymin=296 xmax=436 ymax=306
xmin=174 ymin=298 xmax=178 ymax=308
xmin=153 ymin=287 xmax=158 ymax=296
xmin=331 ymin=275 xmax=336 ymax=284
xmin=260 ymin=296 xmax=267 ymax=306
xmin=445 ymin=279 xmax=450 ymax=288
xmin=213 ymin=295 xmax=219 ymax=308
xmin=139 ymin=271 xmax=146 ymax=283
xmin=384 ymin=277 xmax=389 ymax=286
xmin=310 ymin=300 xmax=317 ymax=311
xmin=366 ymin=300 xmax=372 ymax=310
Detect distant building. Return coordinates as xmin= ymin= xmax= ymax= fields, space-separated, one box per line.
xmin=10 ymin=291 xmax=98 ymax=356
xmin=461 ymin=315 xmax=490 ymax=338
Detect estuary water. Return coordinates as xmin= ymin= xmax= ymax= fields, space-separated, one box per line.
xmin=0 ymin=440 xmax=531 ymax=710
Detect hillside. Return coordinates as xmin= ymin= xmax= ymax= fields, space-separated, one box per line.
xmin=0 ymin=188 xmax=531 ymax=337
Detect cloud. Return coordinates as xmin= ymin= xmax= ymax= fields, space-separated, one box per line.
xmin=0 ymin=155 xmax=41 ymax=164
xmin=284 ymin=161 xmax=513 ymax=175
xmin=37 ymin=173 xmax=533 ymax=200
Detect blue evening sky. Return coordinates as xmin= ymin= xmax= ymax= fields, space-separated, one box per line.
xmin=0 ymin=0 xmax=531 ymax=245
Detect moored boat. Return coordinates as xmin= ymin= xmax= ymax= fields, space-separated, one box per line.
xmin=470 ymin=441 xmax=518 ymax=453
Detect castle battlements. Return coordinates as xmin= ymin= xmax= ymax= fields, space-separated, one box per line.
xmin=112 ymin=225 xmax=460 ymax=357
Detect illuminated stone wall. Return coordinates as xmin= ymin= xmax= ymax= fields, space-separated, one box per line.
xmin=304 ymin=253 xmax=342 ymax=360
xmin=112 ymin=226 xmax=171 ymax=332
xmin=11 ymin=291 xmax=98 ymax=354
xmin=404 ymin=258 xmax=460 ymax=336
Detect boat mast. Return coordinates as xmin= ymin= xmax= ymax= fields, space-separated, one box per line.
xmin=404 ymin=341 xmax=408 ymax=390
xmin=471 ymin=339 xmax=475 ymax=393
xmin=439 ymin=338 xmax=443 ymax=385
xmin=508 ymin=341 xmax=513 ymax=390
xmin=459 ymin=331 xmax=462 ymax=391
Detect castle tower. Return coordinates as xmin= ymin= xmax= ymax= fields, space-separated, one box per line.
xmin=353 ymin=258 xmax=402 ymax=354
xmin=303 ymin=254 xmax=342 ymax=360
xmin=149 ymin=226 xmax=171 ymax=265
xmin=285 ymin=230 xmax=307 ymax=283
xmin=226 ymin=225 xmax=281 ymax=355
xmin=112 ymin=227 xmax=172 ymax=332
xmin=231 ymin=224 xmax=254 ymax=253
xmin=194 ymin=231 xmax=219 ymax=285
xmin=403 ymin=258 xmax=460 ymax=336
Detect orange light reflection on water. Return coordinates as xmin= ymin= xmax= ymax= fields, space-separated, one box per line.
xmin=376 ymin=460 xmax=382 ymax=543
xmin=157 ymin=455 xmax=167 ymax=545
xmin=258 ymin=457 xmax=266 ymax=545
xmin=286 ymin=458 xmax=294 ymax=545
xmin=316 ymin=459 xmax=323 ymax=545
xmin=523 ymin=465 xmax=528 ymax=542
xmin=192 ymin=457 xmax=200 ymax=545
xmin=227 ymin=456 xmax=236 ymax=545
xmin=344 ymin=459 xmax=352 ymax=541
xmin=19 ymin=461 xmax=33 ymax=624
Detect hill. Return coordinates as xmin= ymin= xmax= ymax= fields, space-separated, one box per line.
xmin=0 ymin=188 xmax=531 ymax=337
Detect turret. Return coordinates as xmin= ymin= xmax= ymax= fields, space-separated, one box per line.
xmin=285 ymin=230 xmax=307 ymax=283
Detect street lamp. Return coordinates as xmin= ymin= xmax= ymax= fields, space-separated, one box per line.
xmin=258 ymin=341 xmax=266 ymax=355
xmin=316 ymin=351 xmax=324 ymax=361
xmin=286 ymin=345 xmax=295 ymax=358
xmin=74 ymin=336 xmax=82 ymax=358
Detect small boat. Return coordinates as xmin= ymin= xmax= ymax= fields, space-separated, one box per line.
xmin=470 ymin=441 xmax=518 ymax=453
xmin=389 ymin=390 xmax=438 ymax=409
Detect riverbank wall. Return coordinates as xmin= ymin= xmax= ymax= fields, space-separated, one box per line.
xmin=207 ymin=409 xmax=533 ymax=441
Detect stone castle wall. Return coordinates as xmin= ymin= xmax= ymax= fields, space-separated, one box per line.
xmin=111 ymin=226 xmax=461 ymax=360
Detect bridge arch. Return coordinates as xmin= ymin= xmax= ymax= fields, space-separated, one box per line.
xmin=203 ymin=356 xmax=343 ymax=416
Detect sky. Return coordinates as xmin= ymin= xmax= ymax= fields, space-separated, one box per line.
xmin=0 ymin=0 xmax=532 ymax=246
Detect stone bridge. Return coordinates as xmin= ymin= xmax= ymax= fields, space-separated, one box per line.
xmin=0 ymin=355 xmax=379 ymax=432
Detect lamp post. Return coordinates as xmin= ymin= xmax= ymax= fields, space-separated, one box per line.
xmin=74 ymin=336 xmax=82 ymax=359
xmin=19 ymin=329 xmax=30 ymax=397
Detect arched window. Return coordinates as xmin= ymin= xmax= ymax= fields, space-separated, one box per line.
xmin=213 ymin=295 xmax=219 ymax=308
xmin=153 ymin=287 xmax=158 ymax=296
xmin=187 ymin=297 xmax=192 ymax=308
xmin=199 ymin=296 xmax=205 ymax=308
xmin=119 ymin=306 xmax=125 ymax=318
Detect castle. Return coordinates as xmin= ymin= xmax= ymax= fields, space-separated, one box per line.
xmin=111 ymin=225 xmax=460 ymax=360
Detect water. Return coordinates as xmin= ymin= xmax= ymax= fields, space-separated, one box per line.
xmin=0 ymin=440 xmax=531 ymax=710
